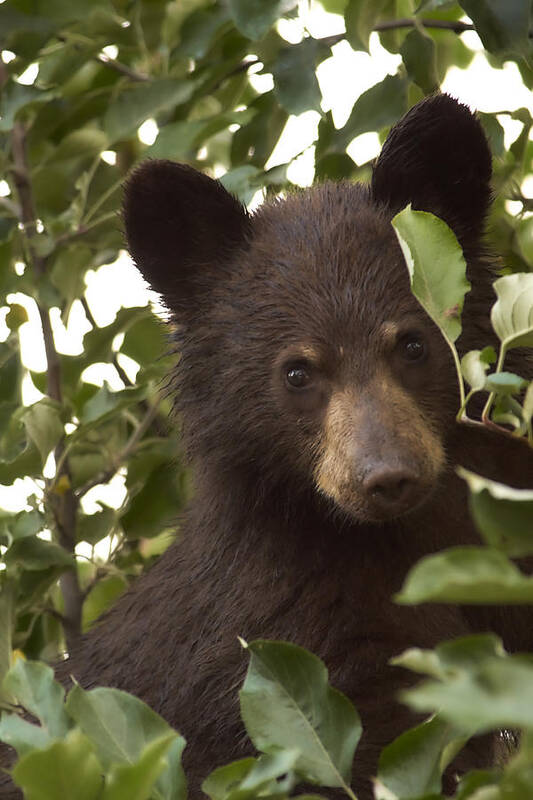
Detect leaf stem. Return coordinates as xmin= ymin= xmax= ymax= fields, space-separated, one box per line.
xmin=482 ymin=344 xmax=507 ymax=422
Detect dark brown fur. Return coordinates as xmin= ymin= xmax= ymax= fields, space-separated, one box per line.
xmin=2 ymin=95 xmax=533 ymax=799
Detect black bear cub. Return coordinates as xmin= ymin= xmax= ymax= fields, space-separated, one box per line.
xmin=3 ymin=94 xmax=533 ymax=800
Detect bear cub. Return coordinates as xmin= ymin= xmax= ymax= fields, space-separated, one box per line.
xmin=9 ymin=94 xmax=533 ymax=799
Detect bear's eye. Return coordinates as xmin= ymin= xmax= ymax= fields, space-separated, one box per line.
xmin=285 ymin=363 xmax=312 ymax=389
xmin=399 ymin=334 xmax=426 ymax=363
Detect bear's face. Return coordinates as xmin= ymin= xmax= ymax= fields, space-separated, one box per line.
xmin=123 ymin=94 xmax=493 ymax=524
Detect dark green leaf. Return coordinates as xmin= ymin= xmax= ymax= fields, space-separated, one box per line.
xmin=459 ymin=0 xmax=532 ymax=62
xmin=228 ymin=0 xmax=299 ymax=40
xmin=337 ymin=74 xmax=408 ymax=150
xmin=400 ymin=28 xmax=439 ymax=94
xmin=104 ymin=80 xmax=196 ymax=144
xmin=459 ymin=469 xmax=533 ymax=557
xmin=21 ymin=399 xmax=64 ymax=464
xmin=272 ymin=40 xmax=326 ymax=114
xmin=240 ymin=640 xmax=361 ymax=788
xmin=378 ymin=716 xmax=464 ymax=799
xmin=345 ymin=0 xmax=388 ymax=52
xmin=5 ymin=537 xmax=74 ymax=571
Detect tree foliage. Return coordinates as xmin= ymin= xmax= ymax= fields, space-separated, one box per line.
xmin=0 ymin=0 xmax=532 ymax=797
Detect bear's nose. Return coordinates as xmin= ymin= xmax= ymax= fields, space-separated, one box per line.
xmin=363 ymin=466 xmax=420 ymax=512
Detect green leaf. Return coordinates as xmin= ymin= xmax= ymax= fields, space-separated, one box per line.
xmin=461 ymin=346 xmax=496 ymax=391
xmin=65 ymin=684 xmax=179 ymax=767
xmin=80 ymin=383 xmax=146 ymax=425
xmin=0 ymin=713 xmax=54 ymax=757
xmin=82 ymin=575 xmax=127 ymax=632
xmin=392 ymin=206 xmax=470 ymax=345
xmin=401 ymin=645 xmax=533 ymax=734
xmin=239 ymin=640 xmax=361 ymax=788
xmin=3 ymin=660 xmax=70 ymax=738
xmin=491 ymin=273 xmax=533 ymax=350
xmin=272 ymin=40 xmax=325 ymax=114
xmin=203 ymin=758 xmax=258 ymax=800
xmin=396 ymin=546 xmax=533 ymax=605
xmin=0 ymin=82 xmax=54 ymax=132
xmin=121 ymin=461 xmax=187 ymax=540
xmin=484 ymin=371 xmax=528 ymax=395
xmin=78 ymin=507 xmax=117 ymax=546
xmin=154 ymin=735 xmax=187 ymax=800
xmin=459 ymin=0 xmax=532 ymax=63
xmin=101 ymin=734 xmax=176 ymax=800
xmin=4 ymin=537 xmax=74 ymax=571
xmin=344 ymin=0 xmax=388 ymax=52
xmin=10 ymin=510 xmax=46 ymax=542
xmin=11 ymin=729 xmax=102 ymax=800
xmin=121 ymin=315 xmax=167 ymax=365
xmin=228 ymin=0 xmax=299 ymax=40
xmin=203 ymin=751 xmax=299 ymax=800
xmin=458 ymin=469 xmax=533 ymax=557
xmin=378 ymin=716 xmax=464 ymax=799
xmin=337 ymin=73 xmax=408 ymax=150
xmin=104 ymin=79 xmax=196 ymax=144
xmin=21 ymin=399 xmax=64 ymax=465
xmin=400 ymin=27 xmax=439 ymax=94
xmin=0 ymin=579 xmax=15 ymax=704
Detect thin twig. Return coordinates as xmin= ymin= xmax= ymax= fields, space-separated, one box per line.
xmin=96 ymin=52 xmax=149 ymax=82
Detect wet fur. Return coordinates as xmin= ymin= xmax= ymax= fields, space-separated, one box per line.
xmin=2 ymin=95 xmax=533 ymax=800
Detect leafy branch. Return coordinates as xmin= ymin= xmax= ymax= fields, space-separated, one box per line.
xmin=9 ymin=121 xmax=84 ymax=650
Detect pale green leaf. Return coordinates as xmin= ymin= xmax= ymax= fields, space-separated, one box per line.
xmin=65 ymin=685 xmax=176 ymax=767
xmin=392 ymin=206 xmax=470 ymax=345
xmin=485 ymin=371 xmax=528 ymax=395
xmin=101 ymin=734 xmax=175 ymax=800
xmin=11 ymin=729 xmax=102 ymax=800
xmin=458 ymin=468 xmax=533 ymax=557
xmin=491 ymin=272 xmax=533 ymax=350
xmin=3 ymin=660 xmax=70 ymax=738
xmin=0 ymin=713 xmax=54 ymax=757
xmin=396 ymin=546 xmax=533 ymax=604
xmin=461 ymin=349 xmax=492 ymax=391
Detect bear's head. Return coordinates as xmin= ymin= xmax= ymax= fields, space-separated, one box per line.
xmin=123 ymin=94 xmax=493 ymax=524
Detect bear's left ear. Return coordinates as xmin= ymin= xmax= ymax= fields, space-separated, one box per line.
xmin=371 ymin=93 xmax=492 ymax=246
xmin=123 ymin=160 xmax=250 ymax=312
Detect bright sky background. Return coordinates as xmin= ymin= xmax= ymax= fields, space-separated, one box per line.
xmin=1 ymin=2 xmax=532 ymax=545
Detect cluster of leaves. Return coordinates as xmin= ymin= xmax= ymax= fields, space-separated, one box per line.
xmin=393 ymin=208 xmax=533 ymax=439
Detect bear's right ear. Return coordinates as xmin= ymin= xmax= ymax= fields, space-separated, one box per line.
xmin=123 ymin=160 xmax=250 ymax=312
xmin=371 ymin=94 xmax=492 ymax=246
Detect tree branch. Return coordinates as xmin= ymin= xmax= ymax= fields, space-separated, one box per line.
xmin=10 ymin=121 xmax=83 ymax=651
xmin=95 ymin=52 xmax=149 ymax=83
